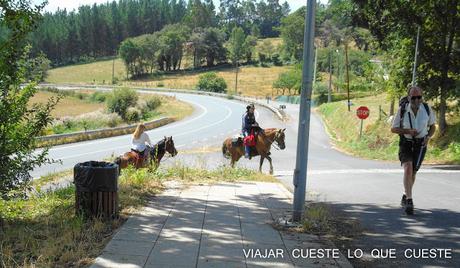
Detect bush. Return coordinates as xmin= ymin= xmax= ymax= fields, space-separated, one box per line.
xmin=272 ymin=53 xmax=282 ymax=66
xmin=313 ymin=83 xmax=329 ymax=105
xmin=196 ymin=72 xmax=227 ymax=93
xmin=90 ymin=91 xmax=108 ymax=103
xmin=125 ymin=107 xmax=141 ymax=123
xmin=145 ymin=96 xmax=162 ymax=111
xmin=107 ymin=88 xmax=138 ymax=120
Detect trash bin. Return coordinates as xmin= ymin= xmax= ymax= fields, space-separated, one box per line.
xmin=74 ymin=161 xmax=119 ymax=219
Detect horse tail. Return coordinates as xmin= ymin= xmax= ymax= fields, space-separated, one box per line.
xmin=222 ymin=141 xmax=230 ymax=159
xmin=114 ymin=156 xmax=122 ymax=174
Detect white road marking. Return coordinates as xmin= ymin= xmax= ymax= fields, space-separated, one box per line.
xmin=274 ymin=169 xmax=460 ymax=176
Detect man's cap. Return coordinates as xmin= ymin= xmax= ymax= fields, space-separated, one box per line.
xmin=246 ymin=103 xmax=255 ymax=109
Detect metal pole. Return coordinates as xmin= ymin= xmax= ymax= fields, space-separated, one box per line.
xmin=359 ymin=119 xmax=363 ymax=138
xmin=292 ymin=0 xmax=316 ymax=222
xmin=412 ymin=26 xmax=420 ymax=86
xmin=345 ymin=42 xmax=350 ymax=111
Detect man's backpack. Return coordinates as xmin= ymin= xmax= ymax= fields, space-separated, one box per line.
xmin=398 ymin=96 xmax=430 ymax=143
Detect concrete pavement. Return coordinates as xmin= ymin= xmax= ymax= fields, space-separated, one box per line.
xmin=91 ymin=181 xmax=352 ymax=268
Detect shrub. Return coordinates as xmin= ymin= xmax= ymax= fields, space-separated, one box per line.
xmin=272 ymin=53 xmax=282 ymax=66
xmin=196 ymin=72 xmax=227 ymax=93
xmin=107 ymin=88 xmax=138 ymax=120
xmin=313 ymin=83 xmax=330 ymax=105
xmin=145 ymin=96 xmax=162 ymax=111
xmin=125 ymin=107 xmax=141 ymax=123
xmin=90 ymin=91 xmax=108 ymax=103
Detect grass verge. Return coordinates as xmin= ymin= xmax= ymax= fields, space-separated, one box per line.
xmin=316 ymin=93 xmax=460 ymax=164
xmin=0 ymin=165 xmax=274 ymax=267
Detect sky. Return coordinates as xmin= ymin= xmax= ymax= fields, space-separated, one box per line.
xmin=35 ymin=0 xmax=326 ymax=14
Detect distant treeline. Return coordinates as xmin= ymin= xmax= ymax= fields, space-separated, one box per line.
xmin=23 ymin=0 xmax=290 ymax=66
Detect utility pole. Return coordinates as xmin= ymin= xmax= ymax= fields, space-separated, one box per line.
xmin=292 ymin=0 xmax=316 ymax=222
xmin=112 ymin=58 xmax=115 ymax=84
xmin=335 ymin=49 xmax=340 ymax=92
xmin=328 ymin=50 xmax=332 ymax=103
xmin=412 ymin=26 xmax=420 ymax=86
xmin=345 ymin=42 xmax=350 ymax=111
xmin=235 ymin=61 xmax=239 ymax=95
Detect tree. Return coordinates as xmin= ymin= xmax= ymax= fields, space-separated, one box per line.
xmin=273 ymin=68 xmax=301 ymax=95
xmin=279 ymin=7 xmax=305 ymax=60
xmin=242 ymin=35 xmax=257 ymax=63
xmin=227 ymin=27 xmax=245 ymax=93
xmin=353 ymin=0 xmax=460 ymax=134
xmin=196 ymin=72 xmax=227 ymax=92
xmin=0 ymin=0 xmax=59 ymax=198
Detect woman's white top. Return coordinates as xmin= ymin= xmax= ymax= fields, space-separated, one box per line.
xmin=131 ymin=132 xmax=152 ymax=152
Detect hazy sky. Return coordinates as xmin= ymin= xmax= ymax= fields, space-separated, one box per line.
xmin=36 ymin=0 xmax=325 ymax=14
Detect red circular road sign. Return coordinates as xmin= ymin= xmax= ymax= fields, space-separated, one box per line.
xmin=356 ymin=106 xmax=370 ymax=119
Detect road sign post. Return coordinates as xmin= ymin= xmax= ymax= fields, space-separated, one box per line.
xmin=356 ymin=106 xmax=370 ymax=138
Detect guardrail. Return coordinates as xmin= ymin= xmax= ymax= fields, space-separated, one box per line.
xmin=37 ymin=117 xmax=174 ymax=147
xmin=38 ymin=83 xmax=288 ymax=121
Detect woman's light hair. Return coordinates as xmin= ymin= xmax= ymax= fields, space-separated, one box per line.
xmin=133 ymin=123 xmax=146 ymax=139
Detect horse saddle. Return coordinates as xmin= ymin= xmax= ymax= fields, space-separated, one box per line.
xmin=232 ymin=134 xmax=244 ymax=146
xmin=131 ymin=149 xmax=148 ymax=166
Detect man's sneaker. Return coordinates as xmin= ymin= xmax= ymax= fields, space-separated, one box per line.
xmin=401 ymin=194 xmax=407 ymax=207
xmin=405 ymin=199 xmax=414 ymax=215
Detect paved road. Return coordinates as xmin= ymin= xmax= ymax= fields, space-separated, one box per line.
xmin=31 ymin=91 xmax=252 ymax=178
xmin=33 ymin=88 xmax=459 ymax=267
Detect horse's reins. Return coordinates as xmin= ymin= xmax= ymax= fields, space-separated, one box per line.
xmin=262 ymin=131 xmax=282 ymax=150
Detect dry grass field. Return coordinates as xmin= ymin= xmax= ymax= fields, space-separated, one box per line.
xmin=124 ymin=65 xmax=292 ymax=97
xmin=46 ymin=58 xmax=127 ymax=84
xmin=30 ymin=91 xmax=105 ymax=117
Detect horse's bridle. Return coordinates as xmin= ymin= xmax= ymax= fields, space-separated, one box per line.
xmin=263 ymin=130 xmax=283 ymax=150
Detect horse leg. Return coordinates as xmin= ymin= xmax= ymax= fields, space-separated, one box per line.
xmin=259 ymin=155 xmax=265 ymax=173
xmin=266 ymin=155 xmax=273 ymax=175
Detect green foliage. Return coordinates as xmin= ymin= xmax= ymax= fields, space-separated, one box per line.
xmin=228 ymin=27 xmax=246 ymax=65
xmin=89 ymin=91 xmax=108 ymax=103
xmin=125 ymin=107 xmax=141 ymax=123
xmin=0 ymin=1 xmax=58 ymax=198
xmin=145 ymin=97 xmax=162 ymax=111
xmin=273 ymin=67 xmax=301 ymax=95
xmin=196 ymin=72 xmax=227 ymax=93
xmin=106 ymin=88 xmax=138 ymax=120
xmin=279 ymin=7 xmax=305 ymax=61
xmin=190 ymin=27 xmax=227 ymax=67
xmin=353 ymin=0 xmax=460 ymax=132
xmin=24 ymin=52 xmax=51 ymax=82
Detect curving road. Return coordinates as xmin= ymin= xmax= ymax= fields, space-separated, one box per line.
xmin=31 ymin=90 xmax=254 ymax=178
xmin=32 ymin=87 xmax=460 ymax=267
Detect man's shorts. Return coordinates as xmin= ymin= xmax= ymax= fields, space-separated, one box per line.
xmin=399 ymin=139 xmax=427 ymax=172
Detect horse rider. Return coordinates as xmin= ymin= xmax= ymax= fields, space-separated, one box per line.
xmin=131 ymin=123 xmax=152 ymax=162
xmin=242 ymin=103 xmax=259 ymax=158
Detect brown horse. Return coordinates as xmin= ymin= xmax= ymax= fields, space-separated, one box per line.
xmin=115 ymin=136 xmax=178 ymax=170
xmin=222 ymin=128 xmax=286 ymax=174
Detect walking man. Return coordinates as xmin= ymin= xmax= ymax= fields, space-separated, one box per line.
xmin=391 ymin=86 xmax=436 ymax=215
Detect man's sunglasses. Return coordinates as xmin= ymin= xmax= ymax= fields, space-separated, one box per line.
xmin=411 ymin=96 xmax=422 ymax=100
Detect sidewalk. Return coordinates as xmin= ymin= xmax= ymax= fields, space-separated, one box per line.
xmin=91 ymin=181 xmax=352 ymax=268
